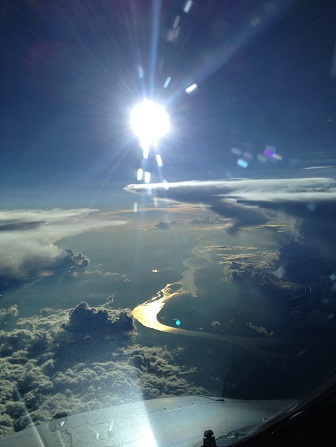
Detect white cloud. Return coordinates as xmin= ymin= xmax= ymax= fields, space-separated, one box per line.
xmin=126 ymin=178 xmax=336 ymax=231
xmin=0 ymin=209 xmax=126 ymax=281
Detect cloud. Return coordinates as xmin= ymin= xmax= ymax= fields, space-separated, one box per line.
xmin=0 ymin=305 xmax=208 ymax=435
xmin=155 ymin=221 xmax=169 ymax=230
xmin=126 ymin=178 xmax=336 ymax=232
xmin=0 ymin=305 xmax=18 ymax=327
xmin=0 ymin=221 xmax=44 ymax=232
xmin=127 ymin=177 xmax=336 ymax=336
xmin=0 ymin=209 xmax=126 ymax=289
xmin=64 ymin=301 xmax=135 ymax=336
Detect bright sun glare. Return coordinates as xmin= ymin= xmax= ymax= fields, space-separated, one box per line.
xmin=131 ymin=100 xmax=170 ymax=148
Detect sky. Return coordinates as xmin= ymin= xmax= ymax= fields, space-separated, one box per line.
xmin=1 ymin=0 xmax=336 ymax=209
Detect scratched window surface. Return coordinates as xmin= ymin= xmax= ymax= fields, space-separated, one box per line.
xmin=1 ymin=0 xmax=336 ymax=443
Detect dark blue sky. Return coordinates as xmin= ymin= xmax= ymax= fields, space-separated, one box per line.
xmin=1 ymin=0 xmax=336 ymax=208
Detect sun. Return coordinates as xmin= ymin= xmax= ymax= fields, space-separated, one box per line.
xmin=130 ymin=100 xmax=170 ymax=149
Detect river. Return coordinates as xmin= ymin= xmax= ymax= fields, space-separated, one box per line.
xmin=132 ymin=241 xmax=299 ymax=358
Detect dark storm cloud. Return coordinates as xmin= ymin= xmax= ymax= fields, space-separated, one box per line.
xmin=0 ymin=304 xmax=207 ymax=435
xmin=0 ymin=209 xmax=126 ymax=284
xmin=126 ymin=178 xmax=336 ymax=231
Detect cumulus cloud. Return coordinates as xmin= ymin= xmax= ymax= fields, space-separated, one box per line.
xmin=0 ymin=306 xmax=18 ymax=327
xmin=0 ymin=209 xmax=126 ymax=290
xmin=126 ymin=177 xmax=336 ymax=232
xmin=64 ymin=301 xmax=134 ymax=336
xmin=0 ymin=304 xmax=208 ymax=436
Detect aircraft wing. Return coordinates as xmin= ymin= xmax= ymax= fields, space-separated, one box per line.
xmin=0 ymin=396 xmax=295 ymax=447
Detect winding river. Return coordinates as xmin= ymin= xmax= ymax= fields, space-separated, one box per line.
xmin=132 ymin=243 xmax=298 ymax=358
